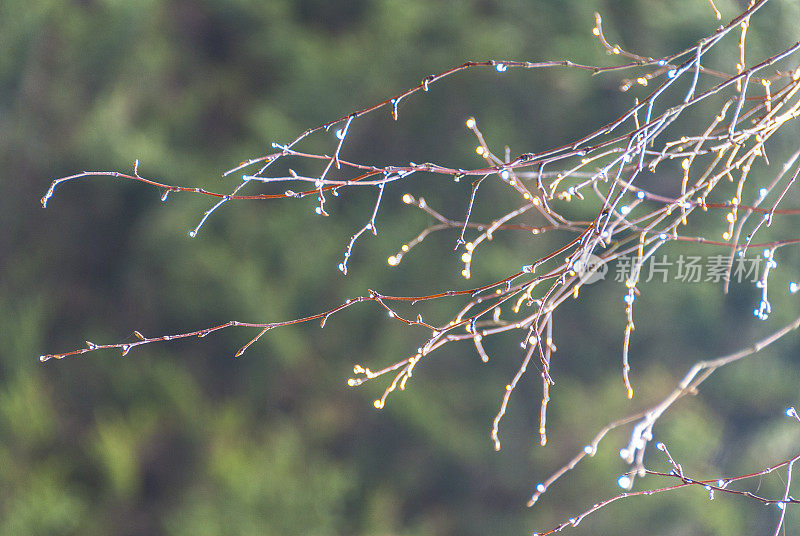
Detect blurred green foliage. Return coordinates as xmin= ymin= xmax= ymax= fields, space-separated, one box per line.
xmin=2 ymin=0 xmax=799 ymax=534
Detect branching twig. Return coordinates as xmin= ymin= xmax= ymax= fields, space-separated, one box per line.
xmin=41 ymin=2 xmax=800 ymax=532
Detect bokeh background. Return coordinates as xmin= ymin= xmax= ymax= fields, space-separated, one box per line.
xmin=2 ymin=0 xmax=799 ymax=534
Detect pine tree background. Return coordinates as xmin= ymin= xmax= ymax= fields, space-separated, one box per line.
xmin=2 ymin=0 xmax=799 ymax=534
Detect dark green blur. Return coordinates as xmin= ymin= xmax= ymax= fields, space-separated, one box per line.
xmin=2 ymin=0 xmax=799 ymax=534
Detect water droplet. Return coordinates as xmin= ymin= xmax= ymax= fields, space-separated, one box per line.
xmin=500 ymin=169 xmax=510 ymax=180
xmin=620 ymin=205 xmax=631 ymax=215
xmin=584 ymin=445 xmax=593 ymax=454
xmin=667 ymin=69 xmax=677 ymax=78
xmin=636 ymin=191 xmax=645 ymax=199
xmin=624 ymin=294 xmax=634 ymax=304
xmin=315 ymin=206 xmax=322 ymax=215
xmin=338 ymin=263 xmax=347 ymax=275
xmin=495 ymin=63 xmax=507 ymax=72
xmin=617 ymin=475 xmax=632 ymax=489
xmin=759 ymin=187 xmax=768 ymax=197
xmin=335 ymin=128 xmax=345 ymax=140
xmin=522 ymin=264 xmax=535 ymax=273
xmin=619 ymin=448 xmax=629 ymax=459
xmin=161 ymin=190 xmax=170 ymax=202
xmin=657 ymin=59 xmax=666 ymax=66
xmin=656 ymin=442 xmax=665 ymax=450
xmin=790 ymin=282 xmax=799 ymax=294
xmin=188 ymin=230 xmax=197 ymax=238
xmin=777 ymin=502 xmax=786 ymax=510
xmin=121 ymin=345 xmax=131 ymax=356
